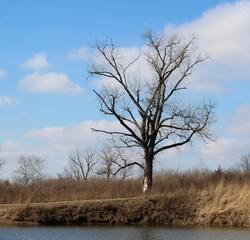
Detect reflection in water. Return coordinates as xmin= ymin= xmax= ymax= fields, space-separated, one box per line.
xmin=136 ymin=227 xmax=157 ymax=240
xmin=0 ymin=225 xmax=250 ymax=240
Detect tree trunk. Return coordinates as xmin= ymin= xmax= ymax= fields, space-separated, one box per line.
xmin=143 ymin=152 xmax=153 ymax=193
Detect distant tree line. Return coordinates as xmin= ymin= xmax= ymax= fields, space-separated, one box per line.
xmin=0 ymin=144 xmax=250 ymax=186
xmin=0 ymin=140 xmax=140 ymax=185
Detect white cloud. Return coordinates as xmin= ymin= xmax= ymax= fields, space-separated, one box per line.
xmin=0 ymin=70 xmax=7 ymax=78
xmin=93 ymin=1 xmax=250 ymax=93
xmin=0 ymin=120 xmax=125 ymax=178
xmin=68 ymin=46 xmax=90 ymax=61
xmin=19 ymin=71 xmax=84 ymax=94
xmin=195 ymin=103 xmax=250 ymax=168
xmin=1 ymin=140 xmax=28 ymax=159
xmin=227 ymin=104 xmax=250 ymax=136
xmin=0 ymin=96 xmax=20 ymax=106
xmin=165 ymin=1 xmax=250 ymax=92
xmin=166 ymin=1 xmax=250 ymax=64
xmin=196 ymin=136 xmax=250 ymax=169
xmin=0 ymin=140 xmax=58 ymax=179
xmin=21 ymin=53 xmax=51 ymax=70
xmin=27 ymin=120 xmax=123 ymax=152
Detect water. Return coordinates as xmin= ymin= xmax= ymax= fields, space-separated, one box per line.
xmin=0 ymin=225 xmax=250 ymax=240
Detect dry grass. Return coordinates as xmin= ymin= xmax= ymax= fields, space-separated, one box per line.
xmin=197 ymin=180 xmax=250 ymax=226
xmin=1 ymin=169 xmax=250 ymax=204
xmin=0 ymin=178 xmax=142 ymax=204
xmin=0 ymin=169 xmax=250 ymax=226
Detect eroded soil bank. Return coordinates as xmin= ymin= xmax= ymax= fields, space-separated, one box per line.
xmin=0 ymin=193 xmax=249 ymax=227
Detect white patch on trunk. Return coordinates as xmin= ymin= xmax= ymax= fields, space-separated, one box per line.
xmin=143 ymin=176 xmax=149 ymax=192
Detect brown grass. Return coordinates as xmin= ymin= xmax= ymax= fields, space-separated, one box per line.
xmin=197 ymin=180 xmax=250 ymax=226
xmin=0 ymin=178 xmax=142 ymax=204
xmin=0 ymin=169 xmax=250 ymax=226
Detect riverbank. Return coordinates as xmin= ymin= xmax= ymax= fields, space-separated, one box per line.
xmin=0 ymin=195 xmax=200 ymax=226
xmin=1 ymin=170 xmax=249 ymax=227
xmin=0 ymin=185 xmax=249 ymax=227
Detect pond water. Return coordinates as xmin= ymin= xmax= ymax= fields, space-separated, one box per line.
xmin=0 ymin=225 xmax=250 ymax=240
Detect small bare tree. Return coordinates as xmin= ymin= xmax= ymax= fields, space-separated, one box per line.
xmin=97 ymin=140 xmax=135 ymax=180
xmin=110 ymin=139 xmax=136 ymax=179
xmin=97 ymin=142 xmax=117 ymax=179
xmin=0 ymin=158 xmax=5 ymax=180
xmin=13 ymin=155 xmax=45 ymax=185
xmin=0 ymin=150 xmax=5 ymax=175
xmin=89 ymin=31 xmax=215 ymax=192
xmin=0 ymin=159 xmax=4 ymax=171
xmin=63 ymin=148 xmax=97 ymax=181
xmin=238 ymin=153 xmax=250 ymax=172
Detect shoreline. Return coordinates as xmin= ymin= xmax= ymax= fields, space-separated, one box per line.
xmin=0 ymin=194 xmax=249 ymax=227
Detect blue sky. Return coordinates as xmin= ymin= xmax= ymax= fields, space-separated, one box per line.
xmin=1 ymin=0 xmax=250 ymax=178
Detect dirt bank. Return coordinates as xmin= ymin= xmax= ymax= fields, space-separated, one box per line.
xmin=0 ymin=192 xmax=249 ymax=227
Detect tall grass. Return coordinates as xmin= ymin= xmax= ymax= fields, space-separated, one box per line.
xmin=1 ymin=168 xmax=249 ymax=205
xmin=197 ymin=179 xmax=250 ymax=226
xmin=0 ymin=178 xmax=142 ymax=204
xmin=1 ymin=169 xmax=250 ymax=226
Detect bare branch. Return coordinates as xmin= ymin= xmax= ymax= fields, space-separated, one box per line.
xmin=113 ymin=161 xmax=144 ymax=175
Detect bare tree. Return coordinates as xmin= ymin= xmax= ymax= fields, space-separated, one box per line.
xmin=97 ymin=142 xmax=117 ymax=179
xmin=0 ymin=158 xmax=4 ymax=170
xmin=97 ymin=140 xmax=135 ymax=180
xmin=238 ymin=153 xmax=250 ymax=172
xmin=111 ymin=138 xmax=137 ymax=179
xmin=89 ymin=31 xmax=215 ymax=192
xmin=13 ymin=155 xmax=45 ymax=185
xmin=0 ymin=149 xmax=5 ymax=174
xmin=0 ymin=156 xmax=6 ymax=180
xmin=63 ymin=148 xmax=97 ymax=181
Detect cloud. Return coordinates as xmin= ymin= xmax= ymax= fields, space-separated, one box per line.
xmin=0 ymin=140 xmax=57 ymax=178
xmin=19 ymin=71 xmax=84 ymax=94
xmin=0 ymin=96 xmax=20 ymax=106
xmin=196 ymin=103 xmax=250 ymax=168
xmin=227 ymin=104 xmax=250 ymax=137
xmin=27 ymin=120 xmax=123 ymax=152
xmin=196 ymin=136 xmax=250 ymax=169
xmin=1 ymin=141 xmax=28 ymax=159
xmin=0 ymin=70 xmax=7 ymax=78
xmin=21 ymin=53 xmax=51 ymax=70
xmin=68 ymin=46 xmax=90 ymax=61
xmin=93 ymin=1 xmax=250 ymax=93
xmin=165 ymin=1 xmax=250 ymax=92
xmin=92 ymin=1 xmax=250 ymax=93
xmin=0 ymin=120 xmax=125 ymax=178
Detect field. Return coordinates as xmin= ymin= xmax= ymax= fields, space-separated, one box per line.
xmin=0 ymin=169 xmax=249 ymax=226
